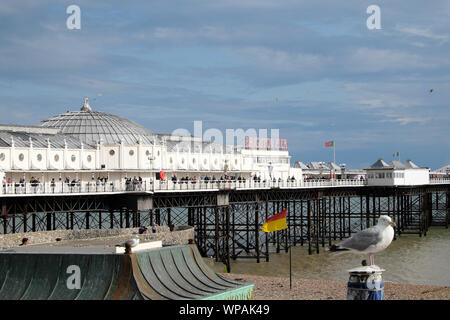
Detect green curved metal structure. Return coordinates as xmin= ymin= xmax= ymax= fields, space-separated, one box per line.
xmin=0 ymin=244 xmax=254 ymax=300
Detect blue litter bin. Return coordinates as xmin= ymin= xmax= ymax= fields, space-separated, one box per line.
xmin=347 ymin=266 xmax=384 ymax=300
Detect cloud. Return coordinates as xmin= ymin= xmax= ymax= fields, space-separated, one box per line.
xmin=0 ymin=0 xmax=450 ymax=169
xmin=396 ymin=25 xmax=448 ymax=43
xmin=348 ymin=47 xmax=438 ymax=72
xmin=235 ymin=46 xmax=330 ymax=73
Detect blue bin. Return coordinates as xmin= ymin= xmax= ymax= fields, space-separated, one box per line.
xmin=347 ymin=268 xmax=384 ymax=300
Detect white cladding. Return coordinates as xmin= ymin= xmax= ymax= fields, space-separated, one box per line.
xmin=0 ymin=99 xmax=294 ymax=187
xmin=365 ymin=159 xmax=429 ymax=186
xmin=0 ymin=140 xmax=290 ymax=174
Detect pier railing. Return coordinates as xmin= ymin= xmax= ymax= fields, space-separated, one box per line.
xmin=1 ymin=178 xmax=367 ymax=196
xmin=430 ymin=178 xmax=450 ymax=184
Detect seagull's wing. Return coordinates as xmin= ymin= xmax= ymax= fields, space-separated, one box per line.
xmin=338 ymin=226 xmax=383 ymax=251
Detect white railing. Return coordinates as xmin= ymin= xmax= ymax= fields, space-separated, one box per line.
xmin=430 ymin=178 xmax=450 ymax=184
xmin=1 ymin=179 xmax=367 ymax=196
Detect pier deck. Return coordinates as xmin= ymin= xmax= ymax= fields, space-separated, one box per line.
xmin=1 ymin=181 xmax=449 ymax=272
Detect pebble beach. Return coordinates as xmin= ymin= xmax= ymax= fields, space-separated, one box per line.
xmin=222 ymin=273 xmax=450 ymax=300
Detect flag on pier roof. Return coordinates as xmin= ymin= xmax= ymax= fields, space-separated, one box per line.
xmin=325 ymin=141 xmax=334 ymax=147
xmin=262 ymin=209 xmax=287 ymax=232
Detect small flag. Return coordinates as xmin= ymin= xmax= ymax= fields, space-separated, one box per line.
xmin=393 ymin=152 xmax=399 ymax=157
xmin=325 ymin=141 xmax=334 ymax=147
xmin=262 ymin=209 xmax=287 ymax=233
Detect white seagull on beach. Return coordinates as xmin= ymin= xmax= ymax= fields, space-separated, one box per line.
xmin=115 ymin=238 xmax=140 ymax=247
xmin=329 ymin=215 xmax=396 ymax=269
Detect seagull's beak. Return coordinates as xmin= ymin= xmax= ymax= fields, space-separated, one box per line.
xmin=389 ymin=221 xmax=396 ymax=226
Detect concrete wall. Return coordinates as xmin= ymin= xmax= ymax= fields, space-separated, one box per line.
xmin=0 ymin=226 xmax=194 ymax=249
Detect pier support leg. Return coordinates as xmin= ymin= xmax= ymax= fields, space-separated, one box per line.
xmin=446 ymin=193 xmax=450 ymax=228
xmin=255 ymin=203 xmax=260 ymax=263
xmin=307 ymin=200 xmax=312 ymax=255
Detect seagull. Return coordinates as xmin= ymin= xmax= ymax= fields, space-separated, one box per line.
xmin=115 ymin=238 xmax=140 ymax=247
xmin=329 ymin=215 xmax=396 ymax=269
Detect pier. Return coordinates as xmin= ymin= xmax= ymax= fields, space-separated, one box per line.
xmin=1 ymin=180 xmax=449 ymax=272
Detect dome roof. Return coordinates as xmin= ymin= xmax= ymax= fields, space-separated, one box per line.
xmin=38 ymin=97 xmax=155 ymax=145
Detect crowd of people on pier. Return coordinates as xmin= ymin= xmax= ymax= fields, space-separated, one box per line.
xmin=2 ymin=171 xmax=366 ymax=195
xmin=169 ymin=174 xmax=250 ymax=184
xmin=124 ymin=176 xmax=145 ymax=191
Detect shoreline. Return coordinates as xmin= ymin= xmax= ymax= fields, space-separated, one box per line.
xmin=221 ymin=273 xmax=450 ymax=300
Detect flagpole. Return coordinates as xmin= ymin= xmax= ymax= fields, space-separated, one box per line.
xmin=333 ymin=142 xmax=336 ymax=164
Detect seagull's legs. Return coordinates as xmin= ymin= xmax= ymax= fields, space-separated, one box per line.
xmin=369 ymin=253 xmax=381 ymax=270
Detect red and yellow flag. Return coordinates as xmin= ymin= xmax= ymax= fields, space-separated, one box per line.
xmin=262 ymin=209 xmax=287 ymax=232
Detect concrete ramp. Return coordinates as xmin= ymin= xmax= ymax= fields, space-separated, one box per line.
xmin=0 ymin=244 xmax=253 ymax=300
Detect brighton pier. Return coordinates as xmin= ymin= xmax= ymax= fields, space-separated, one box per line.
xmin=1 ymin=98 xmax=449 ymax=271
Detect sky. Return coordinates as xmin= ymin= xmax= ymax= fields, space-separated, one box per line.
xmin=0 ymin=0 xmax=449 ymax=170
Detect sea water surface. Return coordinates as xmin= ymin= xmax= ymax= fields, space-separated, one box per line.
xmin=209 ymin=228 xmax=450 ymax=286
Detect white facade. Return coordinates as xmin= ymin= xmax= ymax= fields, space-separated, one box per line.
xmin=0 ymin=101 xmax=296 ymax=190
xmin=366 ymin=159 xmax=429 ymax=186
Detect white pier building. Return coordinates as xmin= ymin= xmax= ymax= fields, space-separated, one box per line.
xmin=0 ymin=98 xmax=297 ymax=194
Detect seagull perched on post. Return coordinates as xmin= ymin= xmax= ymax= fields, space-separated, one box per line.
xmin=328 ymin=215 xmax=396 ymax=269
xmin=115 ymin=238 xmax=140 ymax=248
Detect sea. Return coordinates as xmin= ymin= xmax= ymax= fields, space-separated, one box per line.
xmin=209 ymin=227 xmax=450 ymax=286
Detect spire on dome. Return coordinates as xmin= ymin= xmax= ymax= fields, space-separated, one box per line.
xmin=80 ymin=96 xmax=93 ymax=112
